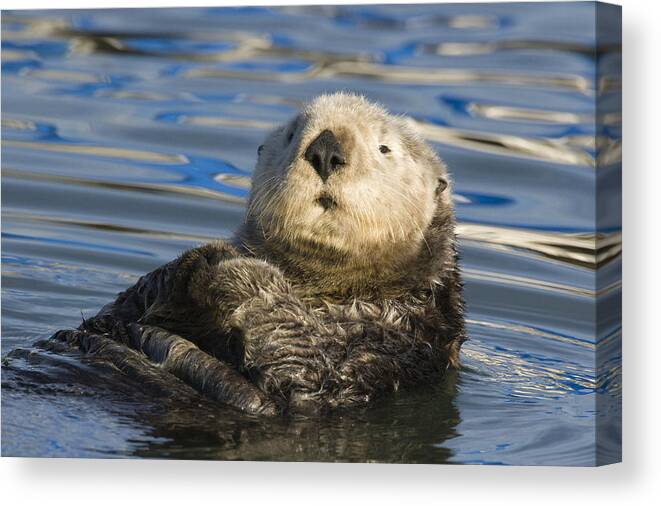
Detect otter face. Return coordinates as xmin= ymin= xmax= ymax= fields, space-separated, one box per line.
xmin=247 ymin=93 xmax=451 ymax=259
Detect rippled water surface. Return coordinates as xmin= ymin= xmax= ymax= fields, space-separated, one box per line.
xmin=1 ymin=4 xmax=621 ymax=465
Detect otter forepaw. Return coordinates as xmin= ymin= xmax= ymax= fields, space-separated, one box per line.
xmin=235 ymin=318 xmax=344 ymax=411
xmin=203 ymin=257 xmax=291 ymax=314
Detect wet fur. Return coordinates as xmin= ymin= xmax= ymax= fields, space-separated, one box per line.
xmin=51 ymin=93 xmax=466 ymax=415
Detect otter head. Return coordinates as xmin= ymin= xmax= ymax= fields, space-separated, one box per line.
xmin=243 ymin=93 xmax=455 ymax=292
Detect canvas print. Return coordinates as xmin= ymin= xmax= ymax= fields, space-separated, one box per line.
xmin=1 ymin=2 xmax=621 ymax=465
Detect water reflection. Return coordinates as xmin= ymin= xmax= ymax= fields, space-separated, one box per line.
xmin=425 ymin=39 xmax=621 ymax=57
xmin=458 ymin=223 xmax=621 ymax=269
xmin=3 ymin=343 xmax=460 ymax=462
xmin=2 ymin=11 xmax=595 ymax=96
xmin=132 ymin=375 xmax=460 ymax=463
xmin=4 ymin=139 xmax=187 ymax=163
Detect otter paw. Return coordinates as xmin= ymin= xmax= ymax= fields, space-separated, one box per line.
xmin=189 ymin=257 xmax=289 ymax=314
xmin=214 ymin=257 xmax=290 ymax=309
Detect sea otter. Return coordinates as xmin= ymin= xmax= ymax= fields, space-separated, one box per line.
xmin=50 ymin=93 xmax=465 ymax=415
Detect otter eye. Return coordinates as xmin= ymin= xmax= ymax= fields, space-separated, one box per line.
xmin=379 ymin=145 xmax=391 ymax=154
xmin=258 ymin=144 xmax=264 ymax=155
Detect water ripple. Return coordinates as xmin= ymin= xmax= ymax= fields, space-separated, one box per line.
xmin=458 ymin=223 xmax=621 ymax=269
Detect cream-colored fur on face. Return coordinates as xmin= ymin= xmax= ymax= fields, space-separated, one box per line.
xmin=248 ymin=92 xmax=449 ymax=258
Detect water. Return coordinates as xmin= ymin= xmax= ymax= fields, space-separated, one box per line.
xmin=1 ymin=4 xmax=621 ymax=465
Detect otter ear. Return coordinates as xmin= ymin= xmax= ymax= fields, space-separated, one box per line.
xmin=396 ymin=117 xmax=450 ymax=193
xmin=436 ymin=177 xmax=448 ymax=196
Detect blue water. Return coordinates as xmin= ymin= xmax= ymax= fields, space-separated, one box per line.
xmin=1 ymin=3 xmax=621 ymax=465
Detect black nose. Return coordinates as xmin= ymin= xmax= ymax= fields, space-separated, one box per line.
xmin=304 ymin=129 xmax=345 ymax=182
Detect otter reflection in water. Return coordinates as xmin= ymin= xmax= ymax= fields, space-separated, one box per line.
xmin=41 ymin=93 xmax=466 ymax=415
xmin=3 ymin=344 xmax=460 ymax=461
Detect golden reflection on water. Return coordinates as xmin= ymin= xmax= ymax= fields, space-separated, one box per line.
xmin=3 ymin=140 xmax=188 ymax=164
xmin=2 ymin=118 xmax=38 ymax=132
xmin=598 ymin=75 xmax=622 ymax=95
xmin=411 ymin=118 xmax=596 ymax=166
xmin=0 ymin=16 xmax=69 ymax=40
xmin=23 ymin=68 xmax=103 ymax=83
xmin=457 ymin=223 xmax=621 ymax=269
xmin=76 ymin=32 xmax=273 ymax=63
xmin=462 ymin=267 xmax=620 ymax=298
xmin=213 ymin=173 xmax=253 ymax=190
xmin=466 ymin=103 xmax=623 ymax=127
xmin=94 ymin=90 xmax=182 ymax=101
xmin=3 ymin=210 xmax=213 ymax=244
xmin=427 ymin=39 xmax=620 ymax=57
xmin=177 ymin=115 xmax=277 ymax=130
xmin=597 ymin=138 xmax=622 ymax=167
xmin=445 ymin=14 xmax=494 ymax=29
xmin=469 ymin=102 xmax=586 ymax=124
xmin=2 ymin=48 xmax=39 ymax=62
xmin=2 ymin=168 xmax=248 ymax=205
